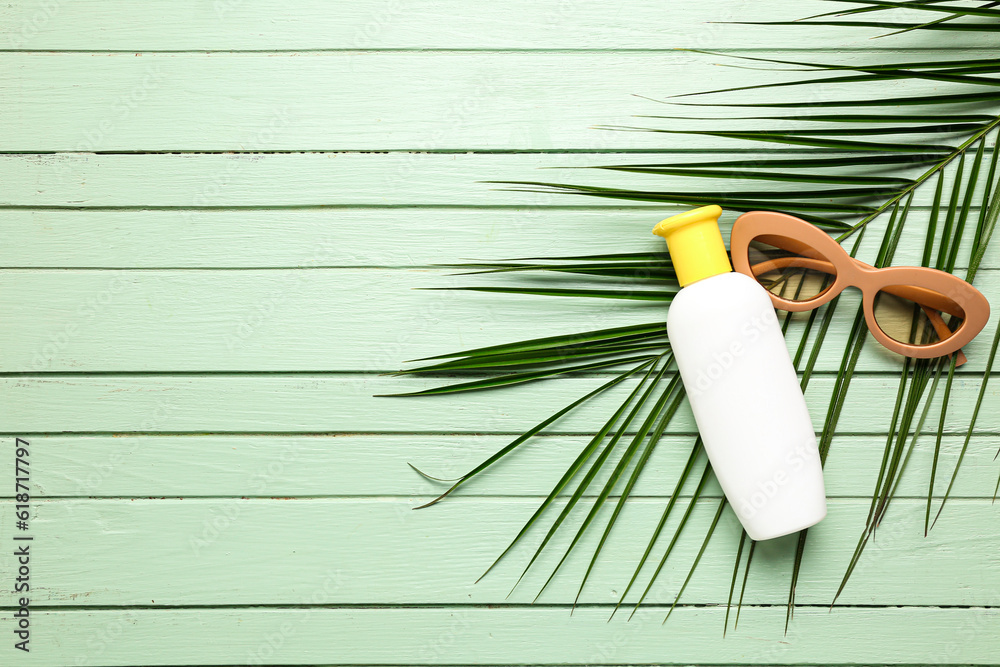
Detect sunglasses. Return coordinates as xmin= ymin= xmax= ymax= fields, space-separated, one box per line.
xmin=730 ymin=211 xmax=991 ymax=367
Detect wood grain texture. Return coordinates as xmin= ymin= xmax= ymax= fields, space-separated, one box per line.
xmin=1 ymin=434 xmax=994 ymax=499
xmin=3 ymin=374 xmax=999 ymax=434
xmin=4 ymin=0 xmax=999 ymax=51
xmin=3 ymin=1 xmax=1000 ymax=664
xmin=3 ymin=267 xmax=999 ymax=372
xmin=0 ymin=152 xmax=991 ymax=207
xmin=0 ymin=497 xmax=997 ymax=607
xmin=2 ymin=207 xmax=997 ymax=268
xmin=3 ymin=51 xmax=995 ymax=151
xmin=7 ymin=607 xmax=1000 ymax=666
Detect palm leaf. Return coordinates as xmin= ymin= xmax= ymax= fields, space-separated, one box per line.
xmin=875 ymin=1 xmax=1000 ymax=37
xmin=933 ymin=302 xmax=1000 ymax=523
xmin=408 ymin=322 xmax=666 ymax=363
xmin=471 ymin=360 xmax=657 ymax=583
xmin=569 ymin=384 xmax=689 ymax=611
xmin=823 ymin=0 xmax=1000 ymax=18
xmin=607 ymin=438 xmax=704 ymax=621
xmin=734 ymin=20 xmax=998 ymax=32
xmin=798 ymin=0 xmax=968 ymax=21
xmin=507 ymin=360 xmax=671 ymax=597
xmin=662 ymin=498 xmax=728 ymax=624
xmin=782 ymin=223 xmax=871 ymax=626
xmin=426 ymin=285 xmax=676 ymax=300
xmin=394 ymin=0 xmax=1000 ymax=631
xmin=534 ymin=370 xmax=682 ymax=603
xmin=627 ymin=464 xmax=715 ymax=619
xmin=723 ymin=531 xmax=749 ymax=637
xmin=407 ymin=359 xmax=657 ymax=508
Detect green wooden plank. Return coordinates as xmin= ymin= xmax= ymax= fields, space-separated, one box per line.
xmin=2 ymin=268 xmax=997 ymax=373
xmin=3 ymin=1 xmax=996 ymax=51
xmin=1 ymin=51 xmax=999 ymax=150
xmin=1 ymin=434 xmax=993 ymax=499
xmin=1 ymin=207 xmax=995 ymax=269
xmin=0 ymin=50 xmax=1000 ymax=152
xmin=1 ymin=374 xmax=998 ymax=434
xmin=0 ymin=2 xmax=994 ymax=665
xmin=4 ymin=606 xmax=999 ymax=665
xmin=0 ymin=153 xmax=985 ymax=208
xmin=0 ymin=497 xmax=996 ymax=607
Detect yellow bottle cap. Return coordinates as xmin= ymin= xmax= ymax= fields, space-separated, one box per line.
xmin=652 ymin=205 xmax=732 ymax=287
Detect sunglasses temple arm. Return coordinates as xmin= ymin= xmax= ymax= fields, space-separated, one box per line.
xmin=923 ymin=305 xmax=968 ymax=368
xmin=749 ymin=257 xmax=837 ymax=278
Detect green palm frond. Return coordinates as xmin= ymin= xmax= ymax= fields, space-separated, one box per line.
xmin=734 ymin=0 xmax=1000 ymax=35
xmin=393 ymin=0 xmax=1000 ymax=632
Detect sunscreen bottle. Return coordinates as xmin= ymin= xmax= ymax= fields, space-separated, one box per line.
xmin=653 ymin=205 xmax=826 ymax=540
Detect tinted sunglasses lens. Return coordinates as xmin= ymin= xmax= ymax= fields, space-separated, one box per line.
xmin=747 ymin=234 xmax=836 ymax=302
xmin=873 ymin=286 xmax=965 ymax=347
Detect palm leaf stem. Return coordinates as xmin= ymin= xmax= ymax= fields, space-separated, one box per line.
xmin=837 ymin=117 xmax=1000 ymax=242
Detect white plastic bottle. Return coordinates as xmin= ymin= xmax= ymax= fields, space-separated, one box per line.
xmin=653 ymin=205 xmax=826 ymax=540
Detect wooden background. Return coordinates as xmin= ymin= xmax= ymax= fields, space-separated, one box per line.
xmin=1 ymin=1 xmax=998 ymax=664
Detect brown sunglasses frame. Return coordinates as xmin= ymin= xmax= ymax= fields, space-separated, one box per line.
xmin=730 ymin=211 xmax=991 ymax=361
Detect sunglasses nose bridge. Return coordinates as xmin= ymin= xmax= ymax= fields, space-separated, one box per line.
xmin=835 ymin=258 xmax=879 ymax=297
xmin=849 ymin=259 xmax=877 ymax=273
